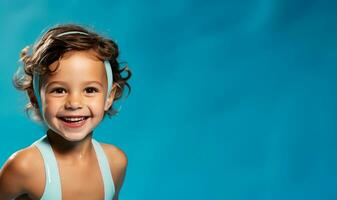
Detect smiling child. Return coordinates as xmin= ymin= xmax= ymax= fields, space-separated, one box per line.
xmin=0 ymin=24 xmax=131 ymax=200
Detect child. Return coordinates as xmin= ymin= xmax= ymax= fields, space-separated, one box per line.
xmin=0 ymin=24 xmax=131 ymax=200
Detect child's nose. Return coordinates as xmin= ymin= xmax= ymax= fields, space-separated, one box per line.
xmin=65 ymin=93 xmax=83 ymax=110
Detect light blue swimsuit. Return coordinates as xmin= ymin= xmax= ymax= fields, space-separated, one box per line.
xmin=34 ymin=136 xmax=115 ymax=200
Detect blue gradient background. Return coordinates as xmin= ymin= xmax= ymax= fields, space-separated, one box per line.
xmin=1 ymin=0 xmax=337 ymax=199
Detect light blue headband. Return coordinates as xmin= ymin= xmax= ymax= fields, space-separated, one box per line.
xmin=33 ymin=31 xmax=114 ymax=113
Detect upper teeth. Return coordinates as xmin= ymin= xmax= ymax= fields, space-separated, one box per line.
xmin=63 ymin=117 xmax=85 ymax=121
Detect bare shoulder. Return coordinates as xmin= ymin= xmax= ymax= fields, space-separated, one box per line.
xmin=1 ymin=145 xmax=42 ymax=179
xmin=0 ymin=145 xmax=44 ymax=198
xmin=100 ymin=143 xmax=128 ymax=194
xmin=100 ymin=143 xmax=128 ymax=170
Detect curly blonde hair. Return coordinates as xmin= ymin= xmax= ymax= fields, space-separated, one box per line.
xmin=13 ymin=24 xmax=131 ymax=121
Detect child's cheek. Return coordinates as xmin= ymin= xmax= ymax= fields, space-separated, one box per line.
xmin=44 ymin=97 xmax=61 ymax=108
xmin=88 ymin=99 xmax=106 ymax=115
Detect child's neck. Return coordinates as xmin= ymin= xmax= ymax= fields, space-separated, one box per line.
xmin=46 ymin=130 xmax=94 ymax=161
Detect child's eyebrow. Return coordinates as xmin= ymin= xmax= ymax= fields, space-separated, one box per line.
xmin=82 ymin=81 xmax=104 ymax=87
xmin=45 ymin=81 xmax=104 ymax=88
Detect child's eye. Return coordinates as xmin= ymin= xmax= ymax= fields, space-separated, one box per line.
xmin=85 ymin=87 xmax=99 ymax=94
xmin=51 ymin=87 xmax=67 ymax=94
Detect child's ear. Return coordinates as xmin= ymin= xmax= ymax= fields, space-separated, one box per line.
xmin=104 ymin=84 xmax=117 ymax=111
xmin=27 ymin=87 xmax=39 ymax=108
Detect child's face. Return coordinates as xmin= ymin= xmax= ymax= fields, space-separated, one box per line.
xmin=40 ymin=50 xmax=112 ymax=141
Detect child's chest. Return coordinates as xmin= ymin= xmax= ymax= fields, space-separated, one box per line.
xmin=58 ymin=158 xmax=105 ymax=200
xmin=27 ymin=156 xmax=105 ymax=200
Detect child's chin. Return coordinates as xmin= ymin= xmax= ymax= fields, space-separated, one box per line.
xmin=61 ymin=132 xmax=91 ymax=142
xmin=55 ymin=130 xmax=89 ymax=142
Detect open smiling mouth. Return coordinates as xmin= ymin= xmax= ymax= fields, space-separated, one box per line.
xmin=58 ymin=116 xmax=90 ymax=128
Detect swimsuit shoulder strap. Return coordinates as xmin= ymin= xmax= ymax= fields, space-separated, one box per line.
xmin=33 ymin=135 xmax=62 ymax=200
xmin=92 ymin=139 xmax=115 ymax=200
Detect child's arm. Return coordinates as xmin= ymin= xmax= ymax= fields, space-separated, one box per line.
xmin=102 ymin=144 xmax=128 ymax=200
xmin=0 ymin=151 xmax=31 ymax=200
xmin=0 ymin=147 xmax=42 ymax=200
xmin=112 ymin=154 xmax=127 ymax=200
